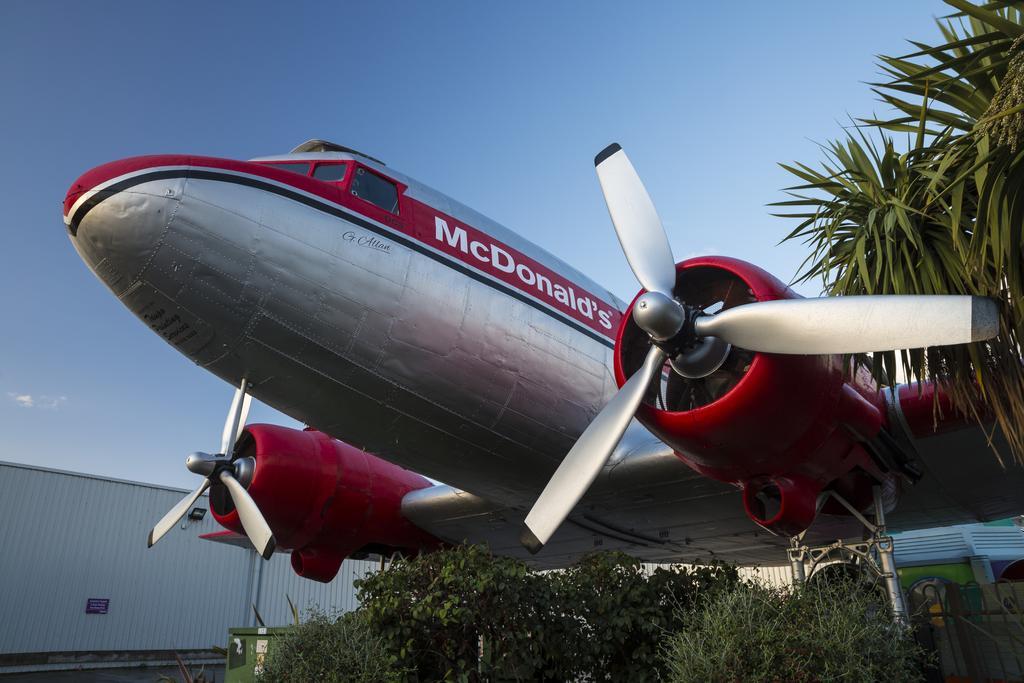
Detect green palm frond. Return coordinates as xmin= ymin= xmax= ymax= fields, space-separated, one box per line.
xmin=777 ymin=116 xmax=1024 ymax=463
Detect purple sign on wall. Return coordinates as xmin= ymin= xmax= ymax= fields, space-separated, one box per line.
xmin=85 ymin=598 xmax=109 ymax=615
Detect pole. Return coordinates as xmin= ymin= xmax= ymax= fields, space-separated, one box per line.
xmin=788 ymin=537 xmax=806 ymax=585
xmin=873 ymin=486 xmax=908 ymax=622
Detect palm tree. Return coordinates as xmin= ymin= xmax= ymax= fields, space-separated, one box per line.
xmin=776 ymin=0 xmax=1024 ymax=462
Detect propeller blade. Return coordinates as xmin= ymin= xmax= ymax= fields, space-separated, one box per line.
xmin=220 ymin=383 xmax=252 ymax=456
xmin=148 ymin=479 xmax=210 ymax=548
xmin=595 ymin=143 xmax=677 ymax=296
xmin=521 ymin=344 xmax=667 ymax=553
xmin=693 ymin=295 xmax=999 ymax=355
xmin=219 ymin=470 xmax=276 ymax=560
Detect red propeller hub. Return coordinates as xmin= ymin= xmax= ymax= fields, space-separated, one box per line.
xmin=210 ymin=424 xmax=441 ymax=581
xmin=614 ymin=256 xmax=890 ymax=535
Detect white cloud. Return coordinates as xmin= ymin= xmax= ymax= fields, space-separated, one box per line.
xmin=7 ymin=393 xmax=67 ymax=410
xmin=11 ymin=393 xmax=33 ymax=408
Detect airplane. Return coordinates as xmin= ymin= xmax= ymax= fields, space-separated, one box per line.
xmin=62 ymin=139 xmax=1024 ymax=589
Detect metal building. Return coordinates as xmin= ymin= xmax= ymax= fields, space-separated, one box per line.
xmin=0 ymin=461 xmax=378 ymax=675
xmin=893 ymin=519 xmax=1024 ymax=584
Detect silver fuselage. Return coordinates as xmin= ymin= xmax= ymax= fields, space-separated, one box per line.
xmin=66 ymin=152 xmax=626 ymax=507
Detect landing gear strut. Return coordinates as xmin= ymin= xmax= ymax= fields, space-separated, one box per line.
xmin=787 ymin=485 xmax=908 ymax=622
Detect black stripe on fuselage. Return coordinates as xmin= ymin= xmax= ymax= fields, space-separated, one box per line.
xmin=70 ymin=168 xmax=617 ymax=349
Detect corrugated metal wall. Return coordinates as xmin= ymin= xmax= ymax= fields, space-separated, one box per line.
xmin=642 ymin=563 xmax=794 ymax=587
xmin=0 ymin=461 xmax=376 ymax=656
xmin=737 ymin=564 xmax=794 ymax=587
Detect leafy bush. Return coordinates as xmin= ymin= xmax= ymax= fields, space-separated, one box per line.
xmin=256 ymin=609 xmax=407 ymax=683
xmin=354 ymin=545 xmax=739 ymax=682
xmin=549 ymin=552 xmax=739 ymax=682
xmin=660 ymin=580 xmax=927 ymax=683
xmin=355 ymin=544 xmax=559 ymax=681
xmin=257 ymin=546 xmax=922 ymax=682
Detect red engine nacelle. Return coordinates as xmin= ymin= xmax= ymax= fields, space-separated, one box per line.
xmin=210 ymin=424 xmax=440 ymax=582
xmin=614 ymin=257 xmax=893 ymax=535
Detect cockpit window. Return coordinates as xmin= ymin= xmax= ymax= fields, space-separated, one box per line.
xmin=312 ymin=163 xmax=348 ymax=182
xmin=264 ymin=162 xmax=310 ymax=175
xmin=351 ymin=167 xmax=399 ymax=214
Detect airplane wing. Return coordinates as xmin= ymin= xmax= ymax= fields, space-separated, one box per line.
xmin=403 ymin=419 xmax=1024 ymax=569
xmin=885 ymin=420 xmax=1024 ymax=531
xmin=200 ymin=530 xmax=289 ymax=553
xmin=403 ymin=424 xmax=829 ymax=568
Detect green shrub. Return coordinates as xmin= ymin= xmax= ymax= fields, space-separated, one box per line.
xmin=354 ymin=545 xmax=739 ymax=682
xmin=260 ymin=546 xmax=921 ymax=682
xmin=660 ymin=580 xmax=927 ymax=683
xmin=355 ymin=544 xmax=560 ymax=681
xmin=256 ymin=609 xmax=407 ymax=683
xmin=549 ymin=552 xmax=739 ymax=682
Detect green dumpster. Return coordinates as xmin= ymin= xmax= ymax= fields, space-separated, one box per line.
xmin=224 ymin=626 xmax=292 ymax=683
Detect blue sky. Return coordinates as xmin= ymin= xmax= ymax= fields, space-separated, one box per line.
xmin=1 ymin=1 xmax=940 ymax=488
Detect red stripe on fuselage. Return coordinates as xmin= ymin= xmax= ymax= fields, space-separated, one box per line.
xmin=66 ymin=155 xmax=622 ymax=340
xmin=412 ymin=204 xmax=620 ymax=338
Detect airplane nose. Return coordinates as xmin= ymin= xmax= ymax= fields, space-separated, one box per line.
xmin=63 ymin=179 xmax=88 ymax=220
xmin=64 ymin=159 xmax=181 ymax=293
